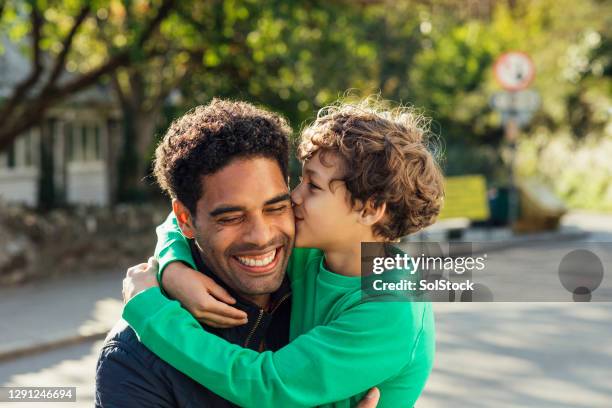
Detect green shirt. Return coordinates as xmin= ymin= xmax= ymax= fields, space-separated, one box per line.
xmin=123 ymin=213 xmax=435 ymax=407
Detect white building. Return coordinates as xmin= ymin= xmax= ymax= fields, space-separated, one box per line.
xmin=0 ymin=39 xmax=122 ymax=207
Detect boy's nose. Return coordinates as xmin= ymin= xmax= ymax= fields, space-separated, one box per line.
xmin=290 ymin=186 xmax=303 ymax=205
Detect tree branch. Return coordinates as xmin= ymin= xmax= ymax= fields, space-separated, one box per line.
xmin=47 ymin=50 xmax=131 ymax=97
xmin=0 ymin=0 xmax=177 ymax=152
xmin=175 ymin=5 xmax=208 ymax=32
xmin=44 ymin=5 xmax=91 ymax=89
xmin=0 ymin=104 xmax=46 ymax=152
xmin=0 ymin=5 xmax=43 ymax=123
xmin=128 ymin=68 xmax=145 ymax=111
xmin=156 ymin=50 xmax=201 ymax=107
xmin=53 ymin=0 xmax=175 ymax=97
xmin=111 ymin=73 xmax=129 ymax=109
xmin=135 ymin=0 xmax=176 ymax=48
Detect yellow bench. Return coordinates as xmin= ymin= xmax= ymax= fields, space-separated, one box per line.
xmin=438 ymin=174 xmax=490 ymax=222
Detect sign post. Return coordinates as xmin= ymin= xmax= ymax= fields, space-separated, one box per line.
xmin=490 ymin=51 xmax=539 ymax=229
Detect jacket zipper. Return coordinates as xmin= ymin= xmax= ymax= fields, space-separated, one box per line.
xmin=243 ymin=292 xmax=291 ymax=347
xmin=270 ymin=292 xmax=291 ymax=314
xmin=244 ymin=309 xmax=264 ymax=347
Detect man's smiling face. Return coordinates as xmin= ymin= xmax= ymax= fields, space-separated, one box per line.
xmin=191 ymin=156 xmax=295 ymax=299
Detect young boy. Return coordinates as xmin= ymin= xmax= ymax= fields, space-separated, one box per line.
xmin=122 ymin=99 xmax=444 ymax=407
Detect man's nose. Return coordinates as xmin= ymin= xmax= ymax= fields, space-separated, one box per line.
xmin=244 ymin=215 xmax=274 ymax=247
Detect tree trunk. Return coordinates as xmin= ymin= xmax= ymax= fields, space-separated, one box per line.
xmin=38 ymin=120 xmax=55 ymax=210
xmin=117 ymin=104 xmax=160 ymax=201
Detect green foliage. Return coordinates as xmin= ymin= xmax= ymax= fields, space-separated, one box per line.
xmin=171 ymin=1 xmax=379 ymax=128
xmin=2 ymin=0 xmax=610 ymax=209
xmin=516 ymin=129 xmax=612 ymax=211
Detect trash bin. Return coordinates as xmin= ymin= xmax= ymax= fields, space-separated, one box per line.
xmin=488 ymin=186 xmax=511 ymax=226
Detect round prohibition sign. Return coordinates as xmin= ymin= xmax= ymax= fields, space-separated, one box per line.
xmin=493 ymin=51 xmax=535 ymax=91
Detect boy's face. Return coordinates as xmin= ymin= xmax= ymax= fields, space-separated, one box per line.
xmin=291 ymin=151 xmax=364 ymax=251
xmin=190 ymin=157 xmax=294 ymax=298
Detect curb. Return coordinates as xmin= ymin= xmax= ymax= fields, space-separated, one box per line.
xmin=469 ymin=227 xmax=590 ymax=254
xmin=401 ymin=226 xmax=590 ymax=256
xmin=0 ymin=329 xmax=111 ymax=363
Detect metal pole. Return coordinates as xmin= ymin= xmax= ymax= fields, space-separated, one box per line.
xmin=504 ymin=105 xmax=519 ymax=231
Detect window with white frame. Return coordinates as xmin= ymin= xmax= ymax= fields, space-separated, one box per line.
xmin=0 ymin=128 xmax=38 ymax=169
xmin=66 ymin=121 xmax=103 ymax=162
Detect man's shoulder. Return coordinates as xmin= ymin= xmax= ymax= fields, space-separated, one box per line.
xmin=102 ymin=319 xmax=141 ymax=350
xmin=98 ymin=319 xmax=162 ymax=368
xmin=95 ymin=320 xmax=173 ymax=407
xmin=96 ymin=319 xmax=239 ymax=408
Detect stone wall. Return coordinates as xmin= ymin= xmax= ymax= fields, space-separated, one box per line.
xmin=0 ymin=201 xmax=170 ymax=285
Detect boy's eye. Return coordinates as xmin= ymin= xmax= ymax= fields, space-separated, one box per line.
xmin=308 ymin=182 xmax=321 ymax=191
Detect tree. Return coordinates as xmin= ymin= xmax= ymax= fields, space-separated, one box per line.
xmin=0 ymin=0 xmax=177 ymax=152
xmin=174 ymin=0 xmax=380 ymax=126
xmin=98 ymin=2 xmax=204 ymax=199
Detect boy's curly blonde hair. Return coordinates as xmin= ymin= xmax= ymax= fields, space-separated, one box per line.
xmin=298 ymin=97 xmax=444 ymax=240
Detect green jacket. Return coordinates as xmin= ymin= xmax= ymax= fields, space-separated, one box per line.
xmin=123 ymin=213 xmax=435 ymax=407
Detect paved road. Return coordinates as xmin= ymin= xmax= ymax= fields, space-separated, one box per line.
xmin=2 ymin=302 xmax=610 ymax=408
xmin=420 ymin=302 xmax=612 ymax=407
xmin=0 ymin=271 xmax=123 ymax=360
xmin=0 ymin=339 xmax=102 ymax=407
xmin=1 ymin=212 xmax=611 ymax=407
xmin=420 ymin=214 xmax=612 ymax=407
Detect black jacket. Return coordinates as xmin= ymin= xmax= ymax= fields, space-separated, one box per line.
xmin=95 ymin=242 xmax=292 ymax=407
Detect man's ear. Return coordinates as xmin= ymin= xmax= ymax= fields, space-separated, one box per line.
xmin=358 ymin=199 xmax=386 ymax=227
xmin=172 ymin=199 xmax=196 ymax=239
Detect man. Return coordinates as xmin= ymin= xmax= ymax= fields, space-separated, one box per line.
xmin=95 ymin=99 xmax=379 ymax=407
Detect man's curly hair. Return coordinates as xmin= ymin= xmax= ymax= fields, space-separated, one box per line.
xmin=298 ymin=98 xmax=444 ymax=240
xmin=154 ymin=98 xmax=291 ymax=216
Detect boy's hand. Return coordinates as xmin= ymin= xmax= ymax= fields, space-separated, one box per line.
xmin=123 ymin=257 xmax=159 ymax=304
xmin=356 ymin=388 xmax=380 ymax=408
xmin=163 ymin=261 xmax=249 ymax=328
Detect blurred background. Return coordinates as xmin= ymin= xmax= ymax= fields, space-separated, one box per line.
xmin=0 ymin=0 xmax=611 ymax=406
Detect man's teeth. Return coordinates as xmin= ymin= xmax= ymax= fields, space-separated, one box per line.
xmin=236 ymin=250 xmax=277 ymax=267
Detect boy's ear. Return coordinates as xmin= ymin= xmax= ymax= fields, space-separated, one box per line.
xmin=172 ymin=199 xmax=196 ymax=239
xmin=358 ymin=199 xmax=386 ymax=227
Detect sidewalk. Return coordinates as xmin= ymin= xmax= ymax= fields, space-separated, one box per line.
xmin=406 ymin=224 xmax=590 ymax=256
xmin=413 ymin=218 xmax=590 ymax=243
xmin=0 ymin=270 xmax=124 ymax=362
